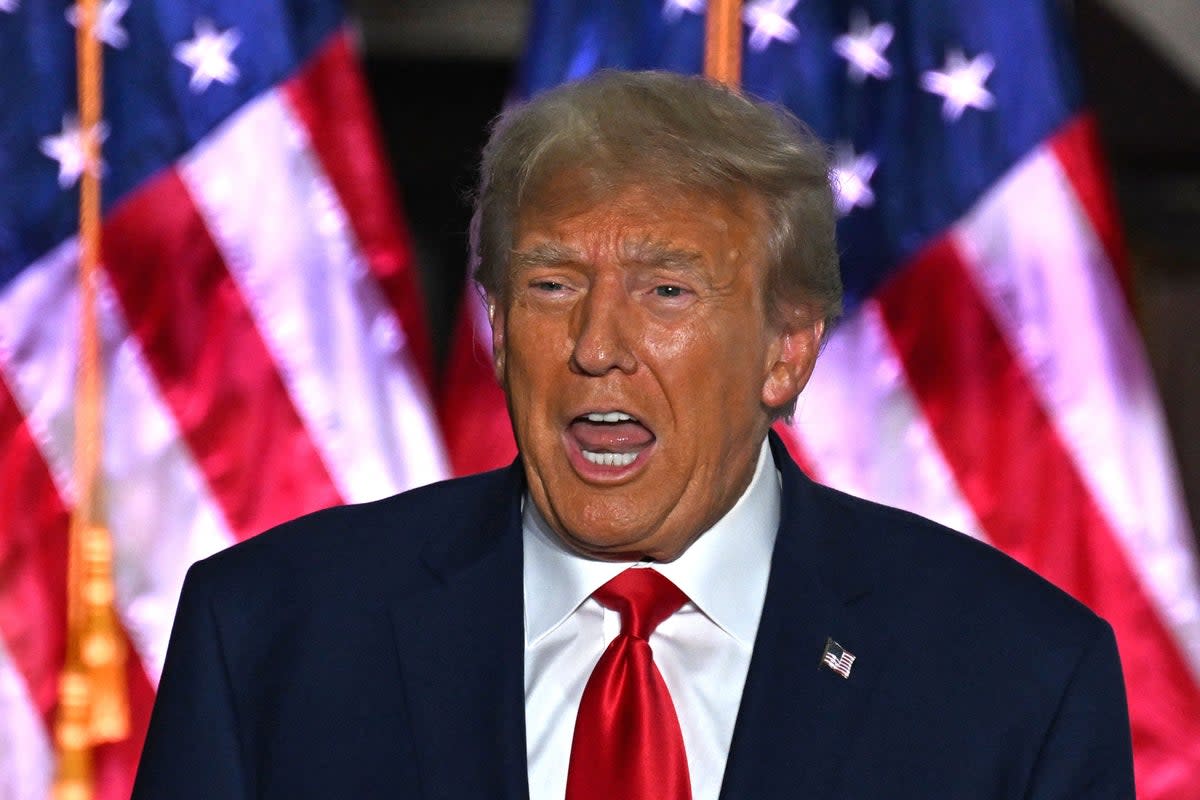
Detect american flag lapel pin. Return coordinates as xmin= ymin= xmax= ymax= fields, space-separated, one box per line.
xmin=819 ymin=637 xmax=856 ymax=679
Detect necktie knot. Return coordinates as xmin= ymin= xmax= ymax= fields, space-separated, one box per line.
xmin=593 ymin=568 xmax=687 ymax=640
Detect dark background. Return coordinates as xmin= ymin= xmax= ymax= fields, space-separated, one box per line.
xmin=352 ymin=0 xmax=1200 ymax=538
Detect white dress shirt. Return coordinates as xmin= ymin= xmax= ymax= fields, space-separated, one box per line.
xmin=523 ymin=441 xmax=780 ymax=800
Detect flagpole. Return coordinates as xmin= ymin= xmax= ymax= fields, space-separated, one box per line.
xmin=54 ymin=0 xmax=129 ymax=795
xmin=705 ymin=0 xmax=743 ymax=87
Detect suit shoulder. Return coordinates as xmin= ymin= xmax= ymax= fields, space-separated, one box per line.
xmin=188 ymin=467 xmax=514 ymax=595
xmin=808 ymin=480 xmax=1107 ymax=644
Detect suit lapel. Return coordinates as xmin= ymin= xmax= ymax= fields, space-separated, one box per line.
xmin=388 ymin=465 xmax=530 ymax=800
xmin=384 ymin=439 xmax=892 ymax=799
xmin=719 ymin=435 xmax=891 ymax=799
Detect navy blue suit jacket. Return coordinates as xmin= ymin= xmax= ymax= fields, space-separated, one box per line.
xmin=132 ymin=435 xmax=1134 ymax=798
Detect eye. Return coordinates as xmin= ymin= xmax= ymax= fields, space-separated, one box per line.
xmin=530 ymin=280 xmax=567 ymax=292
xmin=653 ymin=285 xmax=686 ymax=298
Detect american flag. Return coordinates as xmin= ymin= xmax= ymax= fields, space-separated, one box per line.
xmin=0 ymin=0 xmax=447 ymax=796
xmin=439 ymin=1 xmax=1200 ymax=796
xmin=820 ymin=638 xmax=856 ymax=679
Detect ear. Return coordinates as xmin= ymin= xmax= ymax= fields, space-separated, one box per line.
xmin=487 ymin=294 xmax=507 ymax=384
xmin=762 ymin=315 xmax=824 ymax=411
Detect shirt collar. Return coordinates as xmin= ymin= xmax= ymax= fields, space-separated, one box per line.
xmin=523 ymin=440 xmax=780 ymax=646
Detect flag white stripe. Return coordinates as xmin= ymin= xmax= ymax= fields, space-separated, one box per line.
xmin=0 ymin=636 xmax=52 ymax=800
xmin=794 ymin=300 xmax=986 ymax=541
xmin=0 ymin=239 xmax=80 ymax=504
xmin=179 ymin=90 xmax=449 ymax=504
xmin=0 ymin=240 xmax=236 ymax=685
xmin=955 ymin=146 xmax=1200 ymax=678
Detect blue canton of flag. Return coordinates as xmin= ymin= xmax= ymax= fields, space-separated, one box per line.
xmin=0 ymin=0 xmax=343 ymax=288
xmin=519 ymin=0 xmax=1081 ymax=312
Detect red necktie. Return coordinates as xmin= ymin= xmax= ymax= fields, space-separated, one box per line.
xmin=565 ymin=568 xmax=692 ymax=800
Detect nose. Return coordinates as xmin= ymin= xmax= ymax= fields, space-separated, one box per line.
xmin=570 ymin=277 xmax=637 ymax=376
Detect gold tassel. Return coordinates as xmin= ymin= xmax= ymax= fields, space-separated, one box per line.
xmin=79 ymin=523 xmax=129 ymax=743
xmin=55 ymin=521 xmax=129 ymax=800
xmin=53 ymin=665 xmax=94 ymax=800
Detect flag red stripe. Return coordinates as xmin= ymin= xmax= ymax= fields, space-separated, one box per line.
xmin=877 ymin=236 xmax=1200 ymax=798
xmin=771 ymin=420 xmax=818 ymax=479
xmin=1048 ymin=114 xmax=1134 ymax=306
xmin=283 ymin=32 xmax=435 ymax=390
xmin=102 ymin=169 xmax=344 ymax=539
xmin=0 ymin=374 xmax=69 ymax=726
xmin=438 ymin=297 xmax=518 ymax=475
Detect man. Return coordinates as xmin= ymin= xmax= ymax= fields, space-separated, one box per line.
xmin=133 ymin=71 xmax=1134 ymax=799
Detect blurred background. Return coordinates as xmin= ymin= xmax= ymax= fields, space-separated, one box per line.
xmin=351 ymin=0 xmax=1200 ymax=536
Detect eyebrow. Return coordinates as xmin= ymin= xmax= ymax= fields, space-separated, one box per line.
xmin=509 ymin=242 xmax=582 ymax=271
xmin=509 ymin=239 xmax=704 ymax=272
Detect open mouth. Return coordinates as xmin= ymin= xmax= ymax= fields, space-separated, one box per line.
xmin=566 ymin=411 xmax=655 ymax=471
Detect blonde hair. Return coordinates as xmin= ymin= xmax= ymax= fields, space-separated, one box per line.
xmin=471 ymin=69 xmax=843 ymax=335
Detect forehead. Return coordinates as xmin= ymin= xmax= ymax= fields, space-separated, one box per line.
xmin=513 ymin=175 xmax=765 ymax=267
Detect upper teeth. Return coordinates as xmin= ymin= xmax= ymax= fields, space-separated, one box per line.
xmin=585 ymin=411 xmax=635 ymax=423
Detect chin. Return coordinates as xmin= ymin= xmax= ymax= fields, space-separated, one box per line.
xmin=547 ymin=502 xmax=662 ymax=558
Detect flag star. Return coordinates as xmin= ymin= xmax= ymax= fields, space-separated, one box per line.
xmin=743 ymin=0 xmax=801 ymax=52
xmin=920 ymin=49 xmax=996 ymax=122
xmin=66 ymin=0 xmax=130 ymax=49
xmin=39 ymin=115 xmax=109 ymax=189
xmin=0 ymin=0 xmax=19 ymax=14
xmin=174 ymin=19 xmax=241 ymax=93
xmin=833 ymin=11 xmax=893 ymax=83
xmin=831 ymin=143 xmax=877 ymax=216
xmin=662 ymin=0 xmax=705 ymax=23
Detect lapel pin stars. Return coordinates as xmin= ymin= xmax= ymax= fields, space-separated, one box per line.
xmin=820 ymin=637 xmax=856 ymax=679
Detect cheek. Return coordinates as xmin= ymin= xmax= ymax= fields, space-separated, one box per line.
xmin=502 ymin=312 xmax=569 ymax=437
xmin=640 ymin=309 xmax=740 ymax=366
xmin=640 ymin=324 xmax=696 ymax=362
xmin=506 ymin=309 xmax=564 ymax=375
xmin=650 ymin=321 xmax=767 ymax=397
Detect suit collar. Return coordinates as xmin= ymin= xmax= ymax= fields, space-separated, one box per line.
xmin=389 ymin=462 xmax=530 ymax=800
xmin=718 ymin=430 xmax=888 ymax=798
xmin=767 ymin=429 xmax=876 ymax=604
xmin=416 ymin=460 xmax=527 ymax=582
xmin=522 ymin=438 xmax=780 ymax=647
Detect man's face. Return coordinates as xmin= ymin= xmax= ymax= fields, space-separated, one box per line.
xmin=491 ymin=180 xmax=822 ymax=561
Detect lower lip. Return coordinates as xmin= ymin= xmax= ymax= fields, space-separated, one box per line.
xmin=563 ymin=432 xmax=655 ymax=483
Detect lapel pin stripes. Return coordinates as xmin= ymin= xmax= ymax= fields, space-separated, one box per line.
xmin=820 ymin=637 xmax=856 ymax=679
